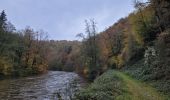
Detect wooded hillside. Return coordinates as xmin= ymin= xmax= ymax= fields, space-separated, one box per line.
xmin=0 ymin=0 xmax=169 ymax=95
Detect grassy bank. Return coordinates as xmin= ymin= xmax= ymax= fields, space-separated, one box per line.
xmin=75 ymin=70 xmax=130 ymax=100
xmin=123 ymin=59 xmax=170 ymax=97
xmin=75 ymin=70 xmax=169 ymax=100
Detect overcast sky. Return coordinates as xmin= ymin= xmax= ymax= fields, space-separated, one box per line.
xmin=0 ymin=0 xmax=136 ymax=40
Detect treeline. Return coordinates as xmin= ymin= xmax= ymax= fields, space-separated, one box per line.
xmin=0 ymin=10 xmax=83 ymax=78
xmin=1 ymin=1 xmax=170 ymax=92
xmin=0 ymin=11 xmax=48 ymax=78
xmin=75 ymin=0 xmax=170 ymax=86
xmin=47 ymin=40 xmax=81 ymax=72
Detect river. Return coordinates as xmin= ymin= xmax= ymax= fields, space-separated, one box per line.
xmin=0 ymin=71 xmax=84 ymax=100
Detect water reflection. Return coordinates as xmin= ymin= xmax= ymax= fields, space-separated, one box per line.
xmin=0 ymin=71 xmax=83 ymax=100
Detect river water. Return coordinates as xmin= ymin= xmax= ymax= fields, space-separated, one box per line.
xmin=0 ymin=71 xmax=84 ymax=100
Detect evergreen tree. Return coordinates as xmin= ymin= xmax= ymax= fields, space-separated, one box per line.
xmin=0 ymin=10 xmax=7 ymax=31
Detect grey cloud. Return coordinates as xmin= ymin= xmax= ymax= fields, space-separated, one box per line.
xmin=0 ymin=0 xmax=134 ymax=40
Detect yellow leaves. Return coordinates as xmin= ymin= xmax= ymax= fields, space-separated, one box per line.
xmin=83 ymin=67 xmax=88 ymax=75
xmin=129 ymin=13 xmax=144 ymax=45
xmin=117 ymin=54 xmax=125 ymax=68
xmin=0 ymin=57 xmax=13 ymax=76
xmin=108 ymin=53 xmax=126 ymax=69
xmin=37 ymin=64 xmax=47 ymax=73
xmin=129 ymin=5 xmax=155 ymax=45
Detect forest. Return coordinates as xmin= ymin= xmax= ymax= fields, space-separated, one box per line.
xmin=0 ymin=0 xmax=170 ymax=99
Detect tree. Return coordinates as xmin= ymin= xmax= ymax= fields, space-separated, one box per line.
xmin=149 ymin=0 xmax=170 ymax=31
xmin=19 ymin=28 xmax=49 ymax=75
xmin=0 ymin=10 xmax=7 ymax=54
xmin=80 ymin=20 xmax=100 ymax=81
xmin=0 ymin=10 xmax=7 ymax=31
xmin=131 ymin=0 xmax=158 ymax=45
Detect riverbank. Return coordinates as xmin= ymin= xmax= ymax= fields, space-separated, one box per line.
xmin=76 ymin=70 xmax=169 ymax=100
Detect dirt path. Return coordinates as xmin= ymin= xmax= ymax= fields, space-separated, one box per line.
xmin=115 ymin=71 xmax=168 ymax=100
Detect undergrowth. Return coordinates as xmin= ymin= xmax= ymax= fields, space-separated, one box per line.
xmin=75 ymin=70 xmax=130 ymax=100
xmin=123 ymin=59 xmax=170 ymax=97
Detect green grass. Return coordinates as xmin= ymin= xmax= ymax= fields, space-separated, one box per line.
xmin=76 ymin=70 xmax=169 ymax=100
xmin=115 ymin=71 xmax=168 ymax=100
xmin=75 ymin=70 xmax=130 ymax=100
xmin=123 ymin=59 xmax=170 ymax=97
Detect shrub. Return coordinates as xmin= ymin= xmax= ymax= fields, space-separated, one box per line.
xmin=75 ymin=70 xmax=129 ymax=100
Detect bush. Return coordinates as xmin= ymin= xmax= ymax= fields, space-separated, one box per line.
xmin=123 ymin=58 xmax=170 ymax=96
xmin=75 ymin=70 xmax=129 ymax=100
xmin=0 ymin=57 xmax=13 ymax=76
